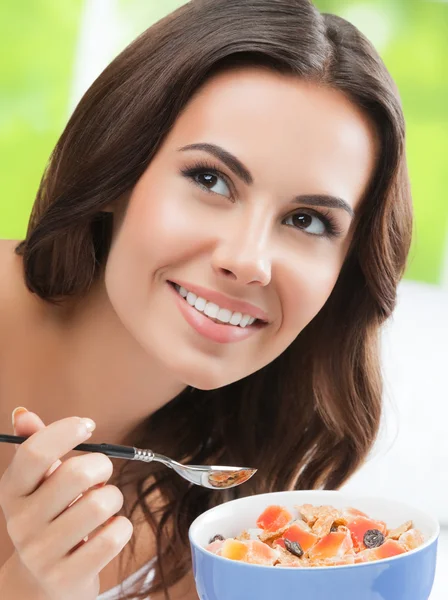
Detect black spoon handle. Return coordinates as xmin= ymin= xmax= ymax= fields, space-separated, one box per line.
xmin=0 ymin=434 xmax=137 ymax=460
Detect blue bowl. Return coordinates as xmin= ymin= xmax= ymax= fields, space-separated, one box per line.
xmin=189 ymin=490 xmax=439 ymax=600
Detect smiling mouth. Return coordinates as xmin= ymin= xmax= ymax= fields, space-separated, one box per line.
xmin=168 ymin=281 xmax=267 ymax=329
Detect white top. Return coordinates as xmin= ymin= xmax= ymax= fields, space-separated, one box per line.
xmin=97 ymin=558 xmax=156 ymax=600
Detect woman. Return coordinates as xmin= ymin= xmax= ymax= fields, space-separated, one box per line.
xmin=0 ymin=0 xmax=412 ymax=598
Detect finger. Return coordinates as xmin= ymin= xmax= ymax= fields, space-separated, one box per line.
xmin=42 ymin=485 xmax=124 ymax=561
xmin=12 ymin=410 xmax=63 ymax=481
xmin=13 ymin=409 xmax=46 ymax=438
xmin=12 ymin=409 xmax=45 ymax=449
xmin=28 ymin=453 xmax=113 ymax=524
xmin=64 ymin=516 xmax=133 ymax=578
xmin=6 ymin=416 xmax=95 ymax=500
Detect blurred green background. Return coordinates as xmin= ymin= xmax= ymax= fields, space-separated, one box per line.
xmin=1 ymin=0 xmax=447 ymax=283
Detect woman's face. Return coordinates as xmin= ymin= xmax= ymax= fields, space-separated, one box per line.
xmin=105 ymin=67 xmax=378 ymax=390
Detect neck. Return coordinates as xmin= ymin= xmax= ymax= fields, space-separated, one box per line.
xmin=37 ymin=276 xmax=186 ymax=447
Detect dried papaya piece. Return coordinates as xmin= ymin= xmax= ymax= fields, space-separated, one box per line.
xmin=219 ymin=538 xmax=279 ymax=565
xmin=221 ymin=539 xmax=249 ymax=561
xmin=277 ymin=523 xmax=319 ymax=552
xmin=355 ymin=539 xmax=406 ymax=563
xmin=307 ymin=526 xmax=353 ymax=560
xmin=246 ymin=540 xmax=279 ymax=565
xmin=345 ymin=515 xmax=387 ymax=550
xmin=256 ymin=505 xmax=292 ymax=532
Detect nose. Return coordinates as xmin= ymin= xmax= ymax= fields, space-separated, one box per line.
xmin=211 ymin=218 xmax=272 ymax=286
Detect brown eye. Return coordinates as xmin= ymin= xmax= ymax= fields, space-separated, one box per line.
xmin=191 ymin=170 xmax=231 ymax=197
xmin=197 ymin=173 xmax=218 ymax=188
xmin=292 ymin=214 xmax=313 ymax=229
xmin=284 ymin=211 xmax=326 ymax=235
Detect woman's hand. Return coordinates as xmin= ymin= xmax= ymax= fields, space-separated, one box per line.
xmin=0 ymin=410 xmax=133 ymax=600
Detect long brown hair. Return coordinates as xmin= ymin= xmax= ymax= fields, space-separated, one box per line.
xmin=15 ymin=0 xmax=412 ymax=597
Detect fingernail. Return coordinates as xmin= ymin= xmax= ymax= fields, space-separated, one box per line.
xmin=92 ymin=482 xmax=106 ymax=490
xmin=80 ymin=418 xmax=96 ymax=433
xmin=12 ymin=407 xmax=28 ymax=431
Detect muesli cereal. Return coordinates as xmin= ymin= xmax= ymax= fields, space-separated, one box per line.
xmin=206 ymin=504 xmax=424 ymax=567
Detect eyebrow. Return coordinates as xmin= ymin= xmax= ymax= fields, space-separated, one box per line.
xmin=178 ymin=142 xmax=355 ymax=219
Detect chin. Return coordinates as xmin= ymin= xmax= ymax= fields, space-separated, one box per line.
xmin=182 ymin=370 xmax=236 ymax=392
xmin=176 ymin=361 xmax=249 ymax=391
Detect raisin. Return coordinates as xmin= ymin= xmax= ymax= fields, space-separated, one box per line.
xmin=284 ymin=538 xmax=304 ymax=558
xmin=209 ymin=534 xmax=225 ymax=543
xmin=363 ymin=529 xmax=385 ymax=548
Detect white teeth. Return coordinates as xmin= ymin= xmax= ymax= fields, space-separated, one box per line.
xmin=217 ymin=308 xmax=232 ymax=323
xmin=186 ymin=291 xmax=197 ymax=306
xmin=240 ymin=314 xmax=251 ymax=328
xmin=194 ymin=297 xmax=207 ymax=311
xmin=204 ymin=302 xmax=219 ymax=319
xmin=173 ymin=283 xmax=260 ymax=328
xmin=229 ymin=311 xmax=243 ymax=325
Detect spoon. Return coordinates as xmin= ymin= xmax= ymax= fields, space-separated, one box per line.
xmin=0 ymin=434 xmax=257 ymax=490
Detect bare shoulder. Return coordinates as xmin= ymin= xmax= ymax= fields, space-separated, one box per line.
xmin=0 ymin=239 xmax=29 ymax=355
xmin=0 ymin=240 xmax=26 ymax=568
xmin=0 ymin=238 xmax=63 ymax=377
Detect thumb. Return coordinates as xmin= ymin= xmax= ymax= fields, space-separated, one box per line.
xmin=12 ymin=407 xmax=46 ymax=439
xmin=12 ymin=407 xmax=62 ymax=478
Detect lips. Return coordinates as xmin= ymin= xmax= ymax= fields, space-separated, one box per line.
xmin=168 ymin=281 xmax=265 ymax=344
xmin=168 ymin=279 xmax=269 ymax=324
xmin=171 ymin=282 xmax=258 ymax=328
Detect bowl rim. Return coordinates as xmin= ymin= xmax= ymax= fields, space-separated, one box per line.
xmin=189 ymin=490 xmax=440 ymax=571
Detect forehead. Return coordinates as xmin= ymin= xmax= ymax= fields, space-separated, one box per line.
xmin=166 ymin=67 xmax=378 ymax=209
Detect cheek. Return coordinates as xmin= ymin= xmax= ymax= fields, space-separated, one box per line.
xmin=104 ymin=174 xmax=225 ymax=330
xmin=282 ymin=251 xmax=343 ymax=332
xmin=117 ymin=176 xmax=209 ymax=269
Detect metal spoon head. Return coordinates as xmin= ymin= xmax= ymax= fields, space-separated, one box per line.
xmin=206 ymin=466 xmax=257 ymax=489
xmin=172 ymin=463 xmax=257 ymax=489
